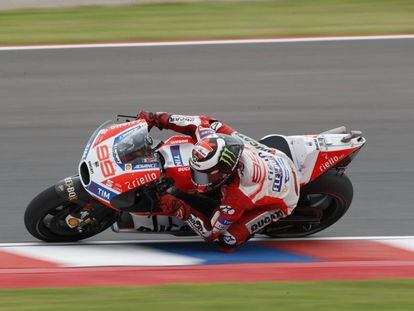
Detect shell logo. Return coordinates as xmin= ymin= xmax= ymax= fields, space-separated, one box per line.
xmin=125 ymin=163 xmax=133 ymax=170
xmin=67 ymin=217 xmax=80 ymax=228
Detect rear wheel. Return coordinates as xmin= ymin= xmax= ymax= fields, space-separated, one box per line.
xmin=24 ymin=186 xmax=117 ymax=242
xmin=264 ymin=170 xmax=353 ymax=238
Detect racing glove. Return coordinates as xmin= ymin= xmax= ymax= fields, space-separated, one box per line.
xmin=158 ymin=194 xmax=218 ymax=241
xmin=158 ymin=194 xmax=191 ymax=220
xmin=138 ymin=110 xmax=170 ymax=130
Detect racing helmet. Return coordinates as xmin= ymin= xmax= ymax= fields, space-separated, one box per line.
xmin=189 ymin=134 xmax=244 ymax=192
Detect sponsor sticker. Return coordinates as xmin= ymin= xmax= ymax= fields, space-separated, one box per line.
xmin=222 ymin=232 xmax=237 ymax=245
xmin=82 ymin=142 xmax=92 ymax=160
xmin=168 ymin=139 xmax=191 ymax=144
xmin=258 ymin=152 xmax=290 ymax=193
xmin=220 ymin=148 xmax=237 ymax=167
xmin=125 ymin=172 xmax=159 ymax=190
xmin=246 ymin=210 xmax=285 ymax=234
xmin=220 ymin=205 xmax=236 ymax=216
xmin=178 ymin=166 xmax=190 ymax=172
xmin=65 ymin=215 xmax=81 ymax=228
xmin=87 ymin=181 xmax=117 ymax=202
xmin=169 ymin=115 xmax=201 ymax=127
xmin=64 ymin=177 xmax=78 ymax=201
xmin=210 ymin=121 xmax=222 ymax=131
xmin=319 ymin=153 xmax=345 ymax=172
xmin=87 ymin=161 xmax=95 ymax=174
xmin=197 ymin=127 xmax=215 ymax=139
xmin=192 ymin=141 xmax=213 ymax=160
xmin=97 ymin=187 xmax=112 ymax=200
xmin=125 ymin=163 xmax=133 ymax=170
xmin=186 ymin=214 xmax=211 ymax=238
xmin=116 ymin=124 xmax=143 ymax=141
xmin=170 ymin=145 xmax=184 ymax=166
xmin=133 ymin=163 xmax=159 ymax=170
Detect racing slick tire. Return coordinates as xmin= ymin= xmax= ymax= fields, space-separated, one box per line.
xmin=24 ymin=186 xmax=116 ymax=242
xmin=264 ymin=170 xmax=353 ymax=238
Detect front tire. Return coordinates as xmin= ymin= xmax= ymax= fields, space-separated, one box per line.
xmin=264 ymin=170 xmax=353 ymax=238
xmin=24 ymin=186 xmax=116 ymax=242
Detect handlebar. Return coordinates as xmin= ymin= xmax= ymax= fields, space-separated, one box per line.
xmin=116 ymin=114 xmax=139 ymax=123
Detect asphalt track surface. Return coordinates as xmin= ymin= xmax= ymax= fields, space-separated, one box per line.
xmin=0 ymin=39 xmax=413 ymax=242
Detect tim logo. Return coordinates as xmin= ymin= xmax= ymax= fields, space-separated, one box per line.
xmin=170 ymin=145 xmax=184 ymax=166
xmin=97 ymin=187 xmax=111 ymax=200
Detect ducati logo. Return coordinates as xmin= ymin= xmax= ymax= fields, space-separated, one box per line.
xmin=246 ymin=210 xmax=285 ymax=234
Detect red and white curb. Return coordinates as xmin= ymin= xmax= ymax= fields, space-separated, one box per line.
xmin=0 ymin=236 xmax=414 ymax=288
xmin=1 ymin=236 xmax=414 ymax=268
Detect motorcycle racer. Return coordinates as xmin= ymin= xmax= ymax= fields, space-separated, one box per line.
xmin=139 ymin=111 xmax=300 ymax=249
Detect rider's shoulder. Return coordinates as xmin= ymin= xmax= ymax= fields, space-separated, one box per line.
xmin=236 ymin=152 xmax=261 ymax=187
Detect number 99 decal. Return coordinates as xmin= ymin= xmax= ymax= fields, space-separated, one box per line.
xmin=96 ymin=145 xmax=115 ymax=178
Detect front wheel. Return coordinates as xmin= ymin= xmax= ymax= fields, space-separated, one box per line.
xmin=24 ymin=186 xmax=117 ymax=242
xmin=264 ymin=170 xmax=353 ymax=238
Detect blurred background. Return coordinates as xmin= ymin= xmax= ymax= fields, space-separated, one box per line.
xmin=1 ymin=0 xmax=413 ymax=242
xmin=0 ymin=0 xmax=414 ymax=309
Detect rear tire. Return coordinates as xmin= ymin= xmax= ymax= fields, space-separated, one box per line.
xmin=24 ymin=186 xmax=116 ymax=242
xmin=264 ymin=170 xmax=353 ymax=238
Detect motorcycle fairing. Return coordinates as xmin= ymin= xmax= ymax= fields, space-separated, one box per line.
xmin=157 ymin=135 xmax=196 ymax=193
xmin=55 ymin=175 xmax=94 ymax=205
xmin=79 ymin=119 xmax=162 ymax=207
xmin=261 ymin=131 xmax=366 ymax=185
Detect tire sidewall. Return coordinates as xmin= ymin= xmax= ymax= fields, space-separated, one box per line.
xmin=24 ymin=186 xmax=115 ymax=242
xmin=265 ymin=170 xmax=354 ymax=238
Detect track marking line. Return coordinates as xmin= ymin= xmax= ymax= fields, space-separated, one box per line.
xmin=0 ymin=34 xmax=414 ymax=51
xmin=1 ymin=236 xmax=414 ymax=248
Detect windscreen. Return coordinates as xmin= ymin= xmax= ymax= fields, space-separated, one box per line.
xmin=113 ymin=126 xmax=154 ymax=163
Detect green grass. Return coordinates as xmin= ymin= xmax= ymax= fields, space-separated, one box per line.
xmin=0 ymin=0 xmax=413 ymax=45
xmin=0 ymin=280 xmax=414 ymax=310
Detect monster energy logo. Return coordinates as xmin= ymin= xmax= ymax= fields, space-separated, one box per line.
xmin=220 ymin=148 xmax=236 ymax=167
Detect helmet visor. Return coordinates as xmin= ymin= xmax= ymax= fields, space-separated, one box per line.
xmin=190 ymin=167 xmax=228 ymax=188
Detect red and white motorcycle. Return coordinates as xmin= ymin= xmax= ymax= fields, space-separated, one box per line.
xmin=25 ymin=115 xmax=366 ymax=242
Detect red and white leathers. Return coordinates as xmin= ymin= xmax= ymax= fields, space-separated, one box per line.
xmin=142 ymin=112 xmax=300 ymax=247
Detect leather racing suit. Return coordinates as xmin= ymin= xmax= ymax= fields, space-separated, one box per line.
xmin=144 ymin=112 xmax=300 ymax=247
